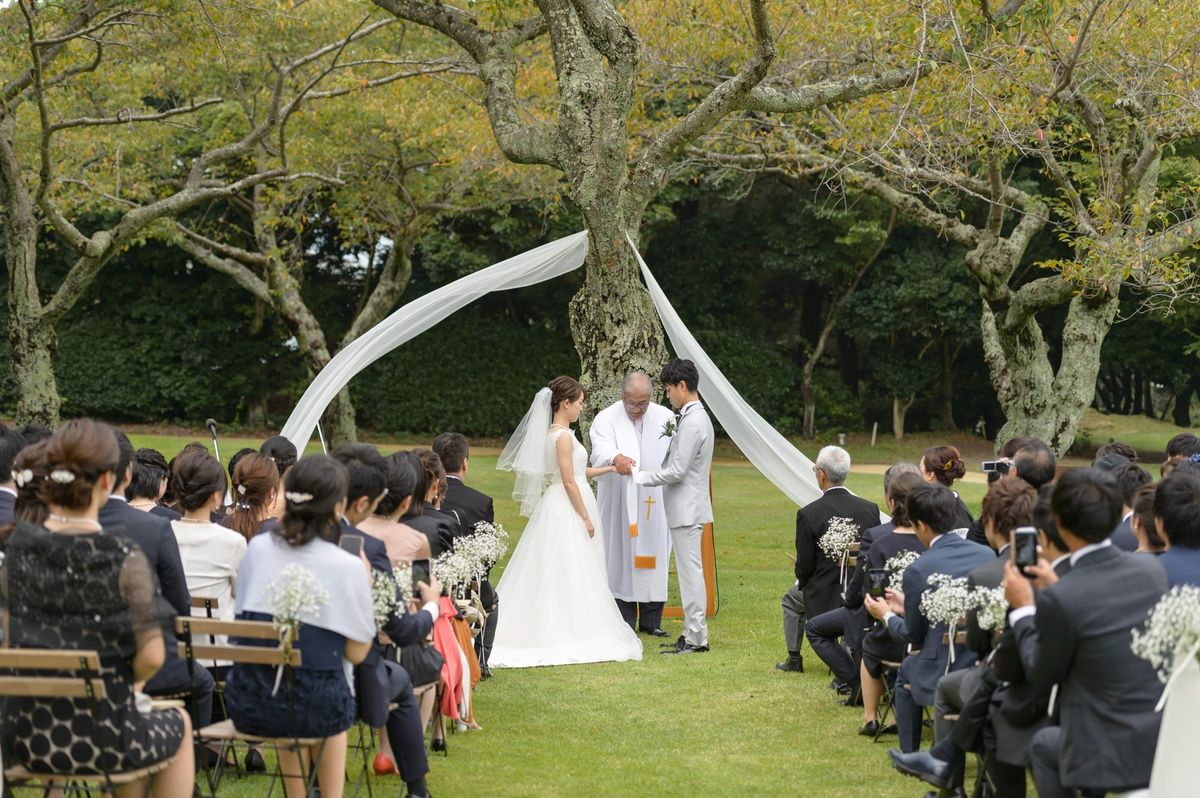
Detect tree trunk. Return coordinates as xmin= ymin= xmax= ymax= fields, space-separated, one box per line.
xmin=1174 ymin=378 xmax=1196 ymax=427
xmin=1131 ymin=368 xmax=1144 ymax=415
xmin=939 ymin=338 xmax=957 ymax=430
xmin=801 ymin=370 xmax=816 ymax=440
xmin=9 ymin=316 xmax=61 ymax=427
xmin=1142 ymin=374 xmax=1156 ymax=420
xmin=892 ymin=394 xmax=913 ymax=440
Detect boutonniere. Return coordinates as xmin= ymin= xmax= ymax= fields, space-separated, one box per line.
xmin=660 ymin=419 xmax=677 ymax=439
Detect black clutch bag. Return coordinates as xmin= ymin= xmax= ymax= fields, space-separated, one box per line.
xmin=400 ymin=641 xmax=445 ymax=688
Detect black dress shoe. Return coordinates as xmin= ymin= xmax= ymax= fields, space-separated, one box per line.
xmin=857 ymin=720 xmax=880 ymax=737
xmin=431 ymin=738 xmax=447 ymax=756
xmin=660 ymin=635 xmax=686 ymax=650
xmin=880 ymin=723 xmax=897 ymax=735
xmin=888 ymin=748 xmax=952 ymax=789
xmin=662 ymin=643 xmax=709 ymax=655
xmin=775 ymin=656 xmax=804 ymax=673
xmin=841 ymin=691 xmax=864 ymax=707
xmin=639 ymin=627 xmax=670 ymax=638
xmin=479 ymin=664 xmax=493 ymax=680
xmin=832 ymin=678 xmax=851 ymax=693
xmin=244 ymin=748 xmax=266 ymax=773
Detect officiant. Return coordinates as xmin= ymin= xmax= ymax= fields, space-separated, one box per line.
xmin=590 ymin=371 xmax=675 ymax=636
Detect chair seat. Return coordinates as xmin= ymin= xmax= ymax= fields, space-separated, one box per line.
xmin=5 ymin=757 xmax=173 ymax=785
xmin=198 ymin=718 xmax=322 ymax=746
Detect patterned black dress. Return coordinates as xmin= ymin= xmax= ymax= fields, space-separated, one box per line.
xmin=0 ymin=521 xmax=185 ymax=774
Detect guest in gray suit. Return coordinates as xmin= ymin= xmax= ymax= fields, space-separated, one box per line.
xmin=637 ymin=359 xmax=714 ymax=655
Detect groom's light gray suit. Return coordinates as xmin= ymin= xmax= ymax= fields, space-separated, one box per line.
xmin=637 ymin=400 xmax=714 ymax=647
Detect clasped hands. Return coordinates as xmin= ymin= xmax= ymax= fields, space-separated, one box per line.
xmin=864 ymin=588 xmax=905 ymax=620
xmin=612 ymin=454 xmax=638 ymax=476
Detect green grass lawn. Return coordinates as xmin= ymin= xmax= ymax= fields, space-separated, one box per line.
xmin=113 ymin=432 xmax=965 ymax=798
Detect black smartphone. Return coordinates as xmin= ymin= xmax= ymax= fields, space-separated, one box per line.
xmin=411 ymin=559 xmax=432 ymax=595
xmin=867 ymin=568 xmax=889 ymax=599
xmin=1012 ymin=527 xmax=1039 ymax=577
xmin=338 ymin=534 xmax=364 ymax=557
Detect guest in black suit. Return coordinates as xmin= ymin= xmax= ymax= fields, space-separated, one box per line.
xmin=1106 ymin=462 xmax=1151 ymax=552
xmin=1155 ymin=470 xmax=1200 ymax=587
xmin=0 ymin=426 xmax=27 ymax=528
xmin=434 ymin=432 xmax=500 ymax=674
xmin=100 ymin=429 xmax=214 ymax=766
xmin=126 ymin=448 xmax=181 ymax=521
xmin=331 ymin=444 xmax=437 ymax=798
xmin=779 ymin=445 xmax=879 ymax=673
xmin=402 ymin=449 xmax=455 ymax=556
xmin=1005 ymin=468 xmax=1168 ymax=797
xmin=919 ymin=445 xmax=974 ymax=531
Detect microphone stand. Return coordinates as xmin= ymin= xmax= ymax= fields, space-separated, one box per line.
xmin=206 ymin=418 xmax=222 ymax=463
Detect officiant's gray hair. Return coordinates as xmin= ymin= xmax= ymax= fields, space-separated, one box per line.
xmin=816 ymin=446 xmax=852 ymax=485
xmin=622 ymin=371 xmax=652 ymax=394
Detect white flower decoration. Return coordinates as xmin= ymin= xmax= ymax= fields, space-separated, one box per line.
xmin=817 ymin=517 xmax=860 ymax=560
xmin=49 ymin=469 xmax=76 ymax=484
xmin=284 ymin=491 xmax=313 ymax=504
xmin=1132 ymin=585 xmax=1200 ymax=683
xmin=11 ymin=468 xmax=34 ymax=488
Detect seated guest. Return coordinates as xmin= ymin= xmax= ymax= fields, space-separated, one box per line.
xmin=1108 ymin=462 xmax=1151 ymax=551
xmin=1 ymin=419 xmax=194 ymax=794
xmin=225 ymin=455 xmax=375 ymax=798
xmin=357 ymin=452 xmax=431 ymax=566
xmin=163 ymin=442 xmax=209 ymax=510
xmin=101 ymin=429 xmax=215 ymax=753
xmin=918 ymin=445 xmax=973 ymax=530
xmin=1162 ymin=432 xmax=1200 ymax=478
xmin=1010 ymin=439 xmax=1057 ymax=489
xmin=1155 ymin=470 xmax=1200 ymax=586
xmin=127 ymin=448 xmax=181 ymax=521
xmin=1131 ymin=483 xmax=1166 ymax=554
xmin=0 ymin=425 xmax=26 ymax=526
xmin=224 ymin=452 xmax=280 ymax=540
xmin=402 ymin=449 xmax=455 ymax=556
xmin=261 ymin=435 xmax=299 ymax=518
xmin=864 ymin=483 xmax=993 ymax=752
xmin=1005 ymin=468 xmax=1168 ymax=798
xmin=851 ymin=470 xmax=926 ymax=735
xmin=4 ymin=440 xmax=49 ymax=532
xmin=1094 ymin=440 xmax=1139 ymax=463
xmin=223 ymin=447 xmax=257 ymax=515
xmin=779 ymin=445 xmax=879 ymax=674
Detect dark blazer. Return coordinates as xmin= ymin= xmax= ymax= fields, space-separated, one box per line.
xmin=964 ymin=549 xmax=1008 ymax=657
xmin=952 ymin=494 xmax=975 ymax=533
xmin=1159 ymin=546 xmax=1200 ymax=588
xmin=441 ymin=476 xmax=494 ymax=537
xmin=149 ymin=504 xmax=182 ymax=522
xmin=402 ymin=507 xmax=454 ymax=557
xmin=99 ymin=496 xmax=191 ymax=617
xmin=795 ymin=487 xmax=880 ymax=618
xmin=884 ymin=533 xmax=994 ymax=704
xmin=1013 ymin=545 xmax=1167 ymax=791
xmin=844 ymin=522 xmax=894 ymax=610
xmin=1109 ymin=515 xmax=1138 ymax=552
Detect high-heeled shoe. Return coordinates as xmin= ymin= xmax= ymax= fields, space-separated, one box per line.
xmin=372 ymin=752 xmax=399 ymax=776
xmin=430 ymin=737 xmax=447 ymax=756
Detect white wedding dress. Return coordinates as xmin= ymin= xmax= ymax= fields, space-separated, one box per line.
xmin=489 ymin=427 xmax=643 ymax=668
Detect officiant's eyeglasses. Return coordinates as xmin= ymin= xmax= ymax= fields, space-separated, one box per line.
xmin=623 ymin=399 xmax=651 ymax=409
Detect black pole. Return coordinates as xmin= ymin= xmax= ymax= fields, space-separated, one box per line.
xmin=206 ymin=418 xmax=222 ymax=463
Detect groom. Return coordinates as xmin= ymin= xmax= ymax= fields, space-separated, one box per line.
xmin=637 ymin=358 xmax=715 ymax=654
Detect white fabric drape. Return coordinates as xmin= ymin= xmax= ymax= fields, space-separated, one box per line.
xmin=280 ymin=231 xmax=589 ymax=449
xmin=628 ymin=239 xmax=824 ymax=509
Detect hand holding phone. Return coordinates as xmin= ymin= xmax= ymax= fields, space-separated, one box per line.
xmin=1011 ymin=527 xmax=1039 ymax=577
xmin=411 ymin=559 xmax=432 ymax=598
xmin=867 ymin=568 xmax=889 ymax=599
xmin=338 ymin=534 xmax=364 ymax=558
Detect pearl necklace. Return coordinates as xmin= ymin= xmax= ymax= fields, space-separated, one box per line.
xmin=47 ymin=513 xmax=102 ymax=531
xmin=177 ymin=517 xmax=211 ymax=524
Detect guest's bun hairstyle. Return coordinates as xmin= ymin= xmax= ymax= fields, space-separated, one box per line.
xmin=1154 ymin=470 xmax=1200 ymax=549
xmin=331 ymin=443 xmax=388 ymax=504
xmin=886 ymin=470 xmax=926 ymax=528
xmin=172 ymin=451 xmax=228 ymax=513
xmin=0 ymin=440 xmax=49 ymax=544
xmin=980 ymin=476 xmax=1037 ymax=542
xmin=1133 ymin=483 xmax=1164 ymax=551
xmin=228 ymin=452 xmax=280 ymax=540
xmin=922 ymin=445 xmax=967 ymax=486
xmin=163 ymin=442 xmax=209 ymax=506
xmin=227 ymin=447 xmax=257 ymax=483
xmin=127 ymin=448 xmax=170 ymax=501
xmin=276 ymin=455 xmax=348 ymax=547
xmin=260 ymin=435 xmax=298 ymax=477
xmin=432 ymin=432 xmax=469 ymax=474
xmin=904 ymin=483 xmax=961 ymax=535
xmin=548 ymin=376 xmax=585 ymax=413
xmin=375 ymin=452 xmax=418 ymax=517
xmin=660 ymin=358 xmax=699 ymax=393
xmin=37 ymin=420 xmax=120 ymax=511
xmin=1051 ymin=467 xmax=1121 ymax=544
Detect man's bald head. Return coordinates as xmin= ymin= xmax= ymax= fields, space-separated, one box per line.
xmin=622 ymin=371 xmax=653 ymax=420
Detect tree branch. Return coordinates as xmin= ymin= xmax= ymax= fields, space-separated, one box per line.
xmin=1004 ymin=275 xmax=1074 ymax=331
xmin=47 ymin=98 xmax=222 ymax=133
xmin=174 ymin=233 xmax=273 ymax=304
xmin=1142 ymin=214 xmax=1200 ymax=261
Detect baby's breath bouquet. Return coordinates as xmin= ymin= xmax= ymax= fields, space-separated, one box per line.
xmin=919 ymin=573 xmax=971 ymax=627
xmin=1132 ymin=585 xmax=1200 ymax=684
xmin=968 ymin=585 xmax=1009 ymax=632
xmin=433 ymin=550 xmax=476 ymax=596
xmin=886 ymin=550 xmax=921 ymax=588
xmin=818 ymin=517 xmax=859 ymax=560
xmin=471 ymin=520 xmax=510 ymax=568
xmin=371 ymin=569 xmax=400 ymax=627
xmin=266 ymin=563 xmax=330 ymax=694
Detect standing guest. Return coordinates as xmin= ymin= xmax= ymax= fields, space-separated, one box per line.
xmin=127 ymin=448 xmax=181 ymax=521
xmin=1004 ymin=468 xmax=1168 ymax=798
xmin=587 ymin=374 xmax=675 ymax=638
xmin=919 ymin=445 xmax=974 ymax=531
xmin=223 ymin=453 xmax=280 ymax=540
xmin=865 ymin=484 xmax=993 ymax=753
xmin=402 ymin=449 xmax=455 ymax=556
xmin=1131 ymin=483 xmax=1165 ymax=554
xmin=1155 ymin=470 xmax=1200 ymax=586
xmin=0 ymin=419 xmax=194 ymax=794
xmin=100 ymin=429 xmax=215 ymax=750
xmin=778 ymin=445 xmax=879 ymax=673
xmin=1109 ymin=462 xmax=1152 ymax=551
xmin=357 ymin=452 xmax=431 ymax=566
xmin=0 ymin=425 xmax=27 ymax=526
xmin=225 ymin=456 xmax=375 ymax=798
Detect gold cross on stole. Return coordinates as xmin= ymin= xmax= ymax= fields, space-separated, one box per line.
xmin=644 ymin=495 xmax=656 ymax=521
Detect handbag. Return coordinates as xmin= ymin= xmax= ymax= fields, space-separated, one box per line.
xmin=400 ymin=640 xmax=445 ymax=688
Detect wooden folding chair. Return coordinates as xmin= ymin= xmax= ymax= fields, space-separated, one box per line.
xmin=176 ymin=616 xmax=319 ymax=798
xmin=0 ymin=648 xmax=178 ymax=797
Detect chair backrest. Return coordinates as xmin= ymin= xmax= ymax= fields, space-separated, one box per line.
xmin=190 ymin=596 xmax=220 ymax=615
xmin=0 ymin=649 xmax=107 ymax=700
xmin=175 ymin=617 xmax=301 ymax=667
xmin=845 ymin=541 xmax=862 ymax=569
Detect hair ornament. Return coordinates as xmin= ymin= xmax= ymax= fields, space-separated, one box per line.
xmin=11 ymin=469 xmax=33 ymax=487
xmin=49 ymin=469 xmax=76 ymax=484
xmin=237 ymin=484 xmax=247 ymax=496
xmin=285 ymin=491 xmax=313 ymax=504
xmin=1190 ymin=453 xmax=1200 ymax=464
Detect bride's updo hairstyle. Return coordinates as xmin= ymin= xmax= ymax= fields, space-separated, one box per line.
xmin=172 ymin=451 xmax=228 ymax=513
xmin=276 ymin=455 xmax=348 ymax=547
xmin=37 ymin=419 xmax=120 ymax=511
xmin=548 ymin=376 xmax=585 ymax=413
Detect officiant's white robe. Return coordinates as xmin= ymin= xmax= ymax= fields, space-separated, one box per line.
xmin=589 ymin=401 xmax=675 ymax=603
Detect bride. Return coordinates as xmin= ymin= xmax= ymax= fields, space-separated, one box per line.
xmin=489 ymin=376 xmax=643 ymax=667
